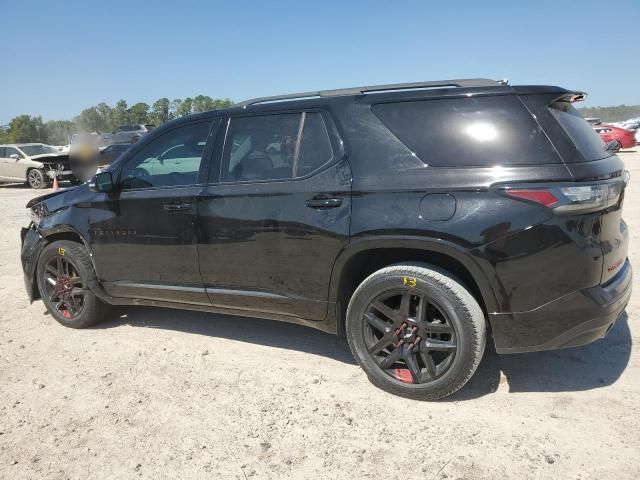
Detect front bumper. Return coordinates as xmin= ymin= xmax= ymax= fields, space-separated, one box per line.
xmin=21 ymin=224 xmax=47 ymax=302
xmin=490 ymin=259 xmax=632 ymax=353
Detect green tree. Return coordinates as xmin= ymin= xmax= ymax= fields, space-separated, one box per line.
xmin=192 ymin=95 xmax=212 ymax=113
xmin=213 ymin=98 xmax=233 ymax=109
xmin=170 ymin=98 xmax=182 ymax=119
xmin=75 ymin=106 xmax=110 ymax=133
xmin=191 ymin=95 xmax=232 ymax=113
xmin=6 ymin=115 xmax=46 ymax=143
xmin=0 ymin=125 xmax=9 ymax=144
xmin=111 ymin=99 xmax=129 ymax=129
xmin=176 ymin=97 xmax=193 ymax=117
xmin=44 ymin=120 xmax=76 ymax=145
xmin=128 ymin=102 xmax=150 ymax=124
xmin=577 ymin=104 xmax=640 ymax=123
xmin=151 ymin=97 xmax=171 ymax=125
xmin=95 ymin=102 xmax=114 ymax=131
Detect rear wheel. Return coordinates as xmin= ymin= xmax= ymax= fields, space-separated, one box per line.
xmin=36 ymin=240 xmax=109 ymax=328
xmin=346 ymin=263 xmax=486 ymax=400
xmin=27 ymin=169 xmax=47 ymax=189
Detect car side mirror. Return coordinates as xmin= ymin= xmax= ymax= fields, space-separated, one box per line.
xmin=10 ymin=154 xmax=20 ymax=160
xmin=605 ymin=139 xmax=622 ymax=153
xmin=92 ymin=171 xmax=116 ymax=192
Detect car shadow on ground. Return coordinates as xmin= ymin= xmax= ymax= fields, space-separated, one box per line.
xmin=94 ymin=307 xmax=632 ymax=400
xmin=97 ymin=306 xmax=356 ymax=364
xmin=450 ymin=313 xmax=632 ymax=401
xmin=0 ymin=183 xmax=31 ymax=189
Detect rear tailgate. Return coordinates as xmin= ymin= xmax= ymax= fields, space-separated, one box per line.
xmin=599 ymin=182 xmax=629 ymax=283
xmin=518 ymin=92 xmax=630 ymax=284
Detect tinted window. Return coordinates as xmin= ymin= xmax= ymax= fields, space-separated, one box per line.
xmin=372 ymin=96 xmax=556 ymax=167
xmin=5 ymin=147 xmax=22 ymax=158
xmin=119 ymin=121 xmax=211 ymax=189
xmin=19 ymin=144 xmax=58 ymax=156
xmin=549 ymin=101 xmax=609 ymax=161
xmin=221 ymin=112 xmax=333 ymax=182
xmin=296 ymin=113 xmax=333 ymax=176
xmin=0 ymin=147 xmax=5 ymax=157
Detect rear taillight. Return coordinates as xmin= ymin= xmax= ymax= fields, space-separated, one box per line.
xmin=505 ymin=189 xmax=559 ymax=207
xmin=501 ymin=178 xmax=627 ymax=214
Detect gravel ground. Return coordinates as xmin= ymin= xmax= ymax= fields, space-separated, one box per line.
xmin=1 ymin=150 xmax=639 ymax=479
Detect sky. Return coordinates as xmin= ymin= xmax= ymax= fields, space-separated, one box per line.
xmin=1 ymin=0 xmax=638 ymax=125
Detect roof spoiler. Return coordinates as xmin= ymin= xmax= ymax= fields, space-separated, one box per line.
xmin=558 ymin=91 xmax=588 ymax=103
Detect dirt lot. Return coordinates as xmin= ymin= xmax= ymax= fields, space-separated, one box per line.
xmin=1 ymin=150 xmax=639 ymax=480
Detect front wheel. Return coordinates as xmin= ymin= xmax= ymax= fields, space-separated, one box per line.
xmin=346 ymin=264 xmax=486 ymax=400
xmin=27 ymin=169 xmax=47 ymax=189
xmin=36 ymin=240 xmax=109 ymax=328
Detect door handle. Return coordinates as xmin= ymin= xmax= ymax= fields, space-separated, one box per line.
xmin=305 ymin=197 xmax=342 ymax=209
xmin=163 ymin=202 xmax=191 ymax=212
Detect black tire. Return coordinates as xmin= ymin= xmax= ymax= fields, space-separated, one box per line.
xmin=36 ymin=240 xmax=109 ymax=328
xmin=346 ymin=263 xmax=486 ymax=400
xmin=27 ymin=168 xmax=47 ymax=189
xmin=131 ymin=136 xmax=141 ymax=144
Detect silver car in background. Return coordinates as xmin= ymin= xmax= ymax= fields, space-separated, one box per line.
xmin=0 ymin=143 xmax=76 ymax=189
xmin=111 ymin=124 xmax=155 ymax=144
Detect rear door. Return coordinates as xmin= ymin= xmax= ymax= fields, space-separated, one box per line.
xmin=197 ymin=110 xmax=351 ymax=320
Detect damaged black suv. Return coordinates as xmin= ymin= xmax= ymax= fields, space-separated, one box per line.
xmin=21 ymin=79 xmax=631 ymax=399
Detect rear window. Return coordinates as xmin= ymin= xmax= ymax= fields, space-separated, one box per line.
xmin=372 ymin=96 xmax=558 ymax=167
xmin=549 ymin=101 xmax=609 ymax=161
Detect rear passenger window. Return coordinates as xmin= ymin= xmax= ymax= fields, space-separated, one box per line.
xmin=372 ymin=96 xmax=557 ymax=167
xmin=221 ymin=112 xmax=333 ymax=182
xmin=297 ymin=113 xmax=333 ymax=176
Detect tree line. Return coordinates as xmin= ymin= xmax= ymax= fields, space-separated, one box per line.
xmin=577 ymin=104 xmax=640 ymax=123
xmin=0 ymin=95 xmax=233 ymax=145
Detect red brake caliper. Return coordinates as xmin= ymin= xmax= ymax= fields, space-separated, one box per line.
xmin=392 ymin=369 xmax=413 ymax=384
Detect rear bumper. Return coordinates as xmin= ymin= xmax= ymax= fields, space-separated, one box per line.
xmin=490 ymin=259 xmax=632 ymax=353
xmin=619 ymin=136 xmax=636 ymax=149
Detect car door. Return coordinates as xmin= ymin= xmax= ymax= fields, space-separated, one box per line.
xmin=2 ymin=147 xmax=28 ymax=180
xmin=89 ymin=119 xmax=218 ymax=305
xmin=197 ymin=110 xmax=352 ymax=320
xmin=0 ymin=147 xmax=7 ymax=179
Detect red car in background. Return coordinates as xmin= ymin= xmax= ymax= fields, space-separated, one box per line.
xmin=594 ymin=125 xmax=636 ymax=149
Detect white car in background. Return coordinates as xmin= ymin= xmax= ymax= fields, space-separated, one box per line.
xmin=0 ymin=143 xmax=77 ymax=189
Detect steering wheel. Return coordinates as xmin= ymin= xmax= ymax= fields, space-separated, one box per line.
xmin=132 ymin=167 xmax=150 ymax=178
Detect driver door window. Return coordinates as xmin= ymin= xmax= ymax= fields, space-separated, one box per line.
xmin=120 ymin=121 xmax=211 ymax=189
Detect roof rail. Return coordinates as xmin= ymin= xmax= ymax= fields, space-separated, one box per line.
xmin=236 ymin=78 xmax=505 ymax=107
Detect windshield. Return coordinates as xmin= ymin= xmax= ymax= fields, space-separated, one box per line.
xmin=19 ymin=145 xmax=59 ymax=156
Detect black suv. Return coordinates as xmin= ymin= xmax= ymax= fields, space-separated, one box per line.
xmin=21 ymin=78 xmax=631 ymax=399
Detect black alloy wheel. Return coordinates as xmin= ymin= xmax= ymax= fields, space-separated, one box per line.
xmin=42 ymin=255 xmax=86 ymax=320
xmin=346 ymin=264 xmax=486 ymax=400
xmin=364 ymin=289 xmax=457 ymax=384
